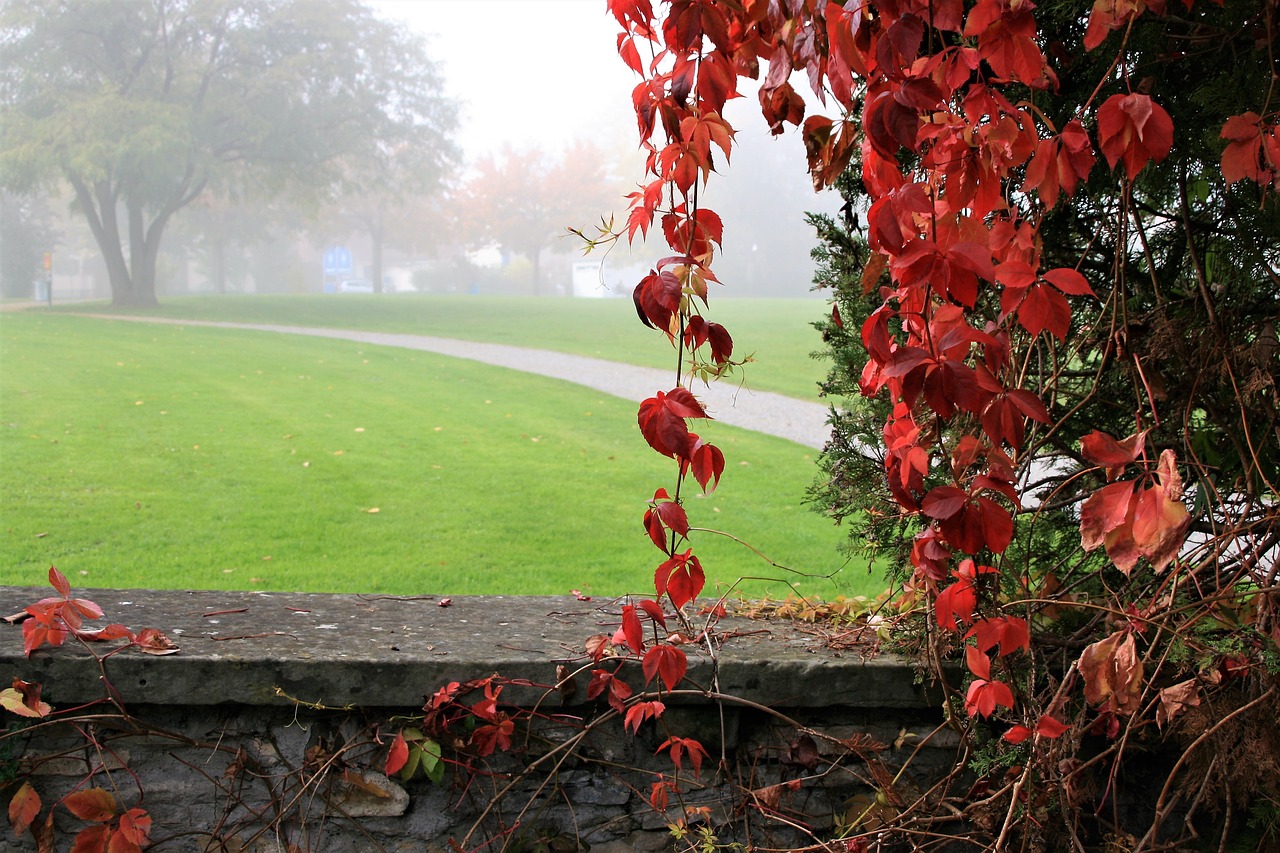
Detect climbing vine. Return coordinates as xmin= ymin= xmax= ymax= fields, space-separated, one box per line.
xmin=603 ymin=0 xmax=1280 ymax=847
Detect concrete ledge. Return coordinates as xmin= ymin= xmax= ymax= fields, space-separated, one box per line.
xmin=0 ymin=588 xmax=931 ymax=709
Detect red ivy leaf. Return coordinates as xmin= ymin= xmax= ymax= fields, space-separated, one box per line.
xmin=655 ymin=549 xmax=705 ymax=609
xmin=682 ymin=434 xmax=725 ymax=492
xmin=1098 ymin=93 xmax=1174 ymax=180
xmin=621 ymin=604 xmax=646 ymax=655
xmin=637 ymin=388 xmax=709 ymax=460
xmin=386 ymin=731 xmax=409 ymax=776
xmin=656 ymin=735 xmax=709 ymax=776
xmin=965 ymin=677 xmax=1015 ymax=718
xmin=644 ymin=487 xmax=689 ymax=552
xmin=624 ymin=699 xmax=666 ymax=733
xmin=587 ymin=668 xmax=634 ymax=714
xmin=642 ymin=644 xmax=688 ymax=691
xmin=470 ymin=719 xmax=515 ymax=757
xmin=1003 ymin=724 xmax=1033 ymax=744
xmin=70 ymin=824 xmax=110 ymax=853
xmin=965 ymin=615 xmax=1030 ymax=657
xmin=48 ymin=566 xmax=71 ymax=599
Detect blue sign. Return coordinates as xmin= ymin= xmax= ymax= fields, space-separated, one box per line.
xmin=323 ymin=246 xmax=352 ymax=274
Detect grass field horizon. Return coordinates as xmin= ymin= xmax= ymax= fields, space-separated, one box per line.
xmin=2 ymin=311 xmax=883 ymax=600
xmin=58 ymin=293 xmax=833 ymax=402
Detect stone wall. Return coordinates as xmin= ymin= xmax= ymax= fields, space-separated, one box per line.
xmin=0 ymin=589 xmax=952 ymax=852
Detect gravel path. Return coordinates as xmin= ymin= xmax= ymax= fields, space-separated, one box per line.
xmin=90 ymin=315 xmax=835 ymax=449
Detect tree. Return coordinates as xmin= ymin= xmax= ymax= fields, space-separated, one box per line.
xmin=461 ymin=141 xmax=617 ymax=294
xmin=0 ymin=191 xmax=55 ymax=298
xmin=0 ymin=0 xmax=457 ymax=307
xmin=604 ymin=0 xmax=1279 ymax=846
xmin=330 ymin=139 xmax=458 ymax=294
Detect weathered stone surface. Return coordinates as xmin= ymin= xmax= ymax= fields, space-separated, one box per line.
xmin=0 ymin=588 xmax=935 ymax=709
xmin=0 ymin=588 xmax=950 ymax=851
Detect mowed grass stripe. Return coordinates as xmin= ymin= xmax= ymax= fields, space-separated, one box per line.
xmin=2 ymin=313 xmax=880 ymax=598
xmin=70 ymin=294 xmax=831 ymax=402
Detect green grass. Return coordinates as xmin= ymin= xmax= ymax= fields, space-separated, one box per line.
xmin=1 ymin=312 xmax=881 ymax=599
xmin=65 ymin=294 xmax=832 ymax=402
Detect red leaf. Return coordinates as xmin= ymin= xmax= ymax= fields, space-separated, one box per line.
xmin=1023 ymin=120 xmax=1095 ymax=207
xmin=21 ymin=617 xmax=66 ymax=657
xmin=1035 ymin=714 xmax=1069 ymax=738
xmin=470 ymin=719 xmax=514 ymax=757
xmin=132 ymin=627 xmax=179 ymax=656
xmin=70 ymin=825 xmax=110 ymax=853
xmin=922 ymin=485 xmax=969 ymax=520
xmin=48 ymin=566 xmax=71 ymax=599
xmin=1003 ymin=724 xmax=1033 ymax=744
xmin=966 ymin=644 xmax=993 ymax=680
xmin=706 ymin=322 xmax=733 ymax=365
xmin=1220 ymin=112 xmax=1276 ymax=185
xmin=638 ymin=597 xmax=667 ymax=628
xmin=965 ymin=678 xmax=1015 ymax=718
xmin=621 ymin=604 xmax=645 ymax=655
xmin=64 ymin=788 xmax=117 ymax=823
xmin=683 ymin=435 xmax=724 ymax=491
xmin=637 ymin=388 xmax=709 ymax=460
xmin=1016 ymin=281 xmax=1073 ymax=340
xmin=655 ymin=549 xmax=705 ymax=609
xmin=1098 ymin=93 xmax=1174 ymax=180
xmin=966 ymin=615 xmax=1030 ymax=657
xmin=1080 ymin=429 xmax=1145 ymax=477
xmin=935 ymin=575 xmax=977 ymax=631
xmin=656 ymin=735 xmax=709 ymax=776
xmin=1041 ymin=267 xmax=1095 ymax=297
xmin=8 ymin=781 xmax=40 ymax=836
xmin=644 ymin=488 xmax=689 ymax=552
xmin=642 ymin=645 xmax=688 ymax=691
xmin=587 ymin=668 xmax=633 ymax=714
xmin=1080 ymin=480 xmax=1137 ymax=552
xmin=624 ymin=699 xmax=666 ymax=733
xmin=386 ymin=731 xmax=409 ymax=776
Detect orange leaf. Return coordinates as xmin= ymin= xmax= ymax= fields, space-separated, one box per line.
xmin=63 ymin=788 xmax=117 ymax=823
xmin=8 ymin=781 xmax=41 ymax=836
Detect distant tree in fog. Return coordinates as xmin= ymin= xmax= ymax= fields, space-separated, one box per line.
xmin=0 ymin=0 xmax=457 ymax=307
xmin=460 ymin=141 xmax=617 ymax=295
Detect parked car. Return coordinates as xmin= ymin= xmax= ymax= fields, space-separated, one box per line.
xmin=337 ymin=279 xmax=373 ymax=293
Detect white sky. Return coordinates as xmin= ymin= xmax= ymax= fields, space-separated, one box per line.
xmin=372 ymin=0 xmax=638 ymax=158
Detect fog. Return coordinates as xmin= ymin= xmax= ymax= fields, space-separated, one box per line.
xmin=4 ymin=0 xmax=842 ymax=303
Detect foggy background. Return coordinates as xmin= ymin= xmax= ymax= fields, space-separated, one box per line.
xmin=2 ymin=0 xmax=840 ymax=303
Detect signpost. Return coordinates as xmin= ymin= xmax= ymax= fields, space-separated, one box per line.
xmin=322 ymin=246 xmax=352 ymax=293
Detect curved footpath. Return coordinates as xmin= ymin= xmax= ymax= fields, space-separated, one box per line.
xmin=84 ymin=315 xmax=835 ymax=449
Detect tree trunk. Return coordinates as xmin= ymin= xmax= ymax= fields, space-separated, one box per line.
xmin=126 ymin=199 xmax=161 ymax=308
xmin=531 ymin=248 xmax=542 ymax=296
xmin=212 ymin=240 xmax=227 ymax=294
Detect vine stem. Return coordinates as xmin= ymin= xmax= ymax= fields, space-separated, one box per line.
xmin=1137 ymin=685 xmax=1276 ymax=849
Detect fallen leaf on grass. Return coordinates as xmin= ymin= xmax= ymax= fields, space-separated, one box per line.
xmin=365 ymin=507 xmax=380 ymax=514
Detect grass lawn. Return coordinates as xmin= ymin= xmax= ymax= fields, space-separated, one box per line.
xmin=1 ymin=312 xmax=882 ymax=599
xmin=65 ymin=294 xmax=833 ymax=402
